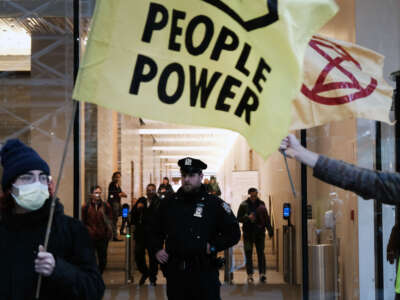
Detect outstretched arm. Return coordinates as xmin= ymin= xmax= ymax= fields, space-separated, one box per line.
xmin=280 ymin=134 xmax=400 ymax=205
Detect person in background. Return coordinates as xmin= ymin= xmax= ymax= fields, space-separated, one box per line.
xmin=237 ymin=187 xmax=273 ymax=283
xmin=208 ymin=176 xmax=221 ymax=196
xmin=152 ymin=157 xmax=240 ymax=299
xmin=108 ymin=171 xmax=127 ymax=241
xmin=157 ymin=177 xmax=174 ymax=199
xmin=280 ymin=133 xmax=400 ymax=299
xmin=131 ymin=184 xmax=161 ymax=286
xmin=82 ymin=185 xmax=113 ymax=274
xmin=0 ymin=139 xmax=104 ymax=299
xmin=203 ymin=178 xmax=210 ymax=193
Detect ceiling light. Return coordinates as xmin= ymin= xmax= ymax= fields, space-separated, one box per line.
xmin=152 ymin=146 xmax=223 ymax=152
xmin=0 ymin=21 xmax=31 ymax=71
xmin=138 ymin=128 xmax=234 ymax=135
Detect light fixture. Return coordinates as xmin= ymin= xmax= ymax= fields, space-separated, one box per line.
xmin=158 ymin=155 xmax=218 ymax=160
xmin=138 ymin=128 xmax=233 ymax=135
xmin=0 ymin=21 xmax=31 ymax=71
xmin=152 ymin=146 xmax=224 ymax=153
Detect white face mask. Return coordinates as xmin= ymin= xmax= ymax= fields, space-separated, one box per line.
xmin=11 ymin=181 xmax=49 ymax=211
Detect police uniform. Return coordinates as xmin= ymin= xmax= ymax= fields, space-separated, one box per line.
xmin=151 ymin=157 xmax=240 ymax=300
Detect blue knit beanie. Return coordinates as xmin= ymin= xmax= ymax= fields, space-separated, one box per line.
xmin=0 ymin=139 xmax=50 ymax=191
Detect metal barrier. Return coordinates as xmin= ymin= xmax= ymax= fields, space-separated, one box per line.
xmin=276 ymin=228 xmax=279 ymax=272
xmin=124 ymin=225 xmax=133 ymax=284
xmin=224 ymin=248 xmax=233 ymax=284
xmin=283 ymin=225 xmax=295 ymax=284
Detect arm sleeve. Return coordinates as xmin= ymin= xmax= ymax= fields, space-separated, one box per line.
xmin=314 ymin=155 xmax=400 ymax=205
xmin=216 ymin=186 xmax=221 ymax=196
xmin=47 ymin=220 xmax=105 ymax=300
xmin=81 ymin=206 xmax=87 ymax=225
xmin=108 ymin=182 xmax=118 ymax=201
xmin=130 ymin=204 xmax=138 ymax=226
xmin=237 ymin=203 xmax=250 ymax=224
xmin=81 ymin=205 xmax=95 ymax=237
xmin=211 ymin=200 xmax=241 ymax=252
xmin=149 ymin=199 xmax=166 ymax=253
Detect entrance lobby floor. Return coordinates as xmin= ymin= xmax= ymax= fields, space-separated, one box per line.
xmin=103 ymin=270 xmax=299 ymax=300
xmin=104 ymin=283 xmax=301 ymax=300
xmin=103 ymin=269 xmax=285 ymax=286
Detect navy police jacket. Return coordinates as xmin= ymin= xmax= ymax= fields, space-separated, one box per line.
xmin=151 ymin=184 xmax=240 ymax=258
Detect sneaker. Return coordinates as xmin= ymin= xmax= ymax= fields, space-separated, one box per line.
xmin=247 ymin=275 xmax=254 ymax=284
xmin=260 ymin=274 xmax=266 ymax=283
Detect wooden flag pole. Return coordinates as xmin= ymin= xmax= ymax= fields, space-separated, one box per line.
xmin=35 ymin=101 xmax=78 ymax=299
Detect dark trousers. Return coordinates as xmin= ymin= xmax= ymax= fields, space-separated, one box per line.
xmin=111 ymin=202 xmax=121 ymax=238
xmin=135 ymin=240 xmax=158 ymax=282
xmin=94 ymin=239 xmax=109 ymax=274
xmin=120 ymin=218 xmax=128 ymax=234
xmin=244 ymin=233 xmax=266 ymax=275
xmin=166 ymin=264 xmax=221 ymax=300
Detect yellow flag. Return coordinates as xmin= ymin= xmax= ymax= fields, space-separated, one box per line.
xmin=73 ymin=0 xmax=338 ymax=159
xmin=291 ymin=35 xmax=393 ymax=130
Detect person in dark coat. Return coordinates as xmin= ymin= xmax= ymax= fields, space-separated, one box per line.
xmin=151 ymin=157 xmax=241 ymax=300
xmin=237 ymin=187 xmax=273 ymax=283
xmin=0 ymin=139 xmax=104 ymax=300
xmin=82 ymin=185 xmax=113 ymax=274
xmin=157 ymin=177 xmax=174 ymax=199
xmin=108 ymin=171 xmax=127 ymax=241
xmin=131 ymin=184 xmax=161 ymax=285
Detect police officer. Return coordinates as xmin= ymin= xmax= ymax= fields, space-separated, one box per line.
xmin=151 ymin=157 xmax=240 ymax=300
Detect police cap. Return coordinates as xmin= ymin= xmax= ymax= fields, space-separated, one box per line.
xmin=178 ymin=157 xmax=207 ymax=174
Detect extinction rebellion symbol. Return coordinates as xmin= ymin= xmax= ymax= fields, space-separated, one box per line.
xmin=202 ymin=0 xmax=279 ymax=31
xmin=301 ymin=36 xmax=377 ymax=105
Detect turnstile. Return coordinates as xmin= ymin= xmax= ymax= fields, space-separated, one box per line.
xmin=283 ymin=225 xmax=295 ymax=284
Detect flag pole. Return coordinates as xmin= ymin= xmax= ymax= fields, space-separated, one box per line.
xmin=35 ymin=100 xmax=78 ymax=299
xmin=280 ymin=150 xmax=297 ymax=198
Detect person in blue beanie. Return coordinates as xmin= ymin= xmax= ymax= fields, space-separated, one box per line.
xmin=0 ymin=139 xmax=105 ymax=300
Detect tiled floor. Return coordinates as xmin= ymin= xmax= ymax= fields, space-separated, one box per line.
xmin=103 ymin=269 xmax=300 ymax=300
xmin=103 ymin=234 xmax=297 ymax=299
xmin=103 ymin=269 xmax=284 ymax=286
xmin=104 ymin=283 xmax=301 ymax=300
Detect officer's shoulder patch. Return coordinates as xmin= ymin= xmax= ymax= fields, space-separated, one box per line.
xmin=221 ymin=202 xmax=232 ymax=214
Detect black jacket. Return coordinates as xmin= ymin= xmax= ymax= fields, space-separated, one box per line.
xmin=151 ymin=185 xmax=240 ymax=258
xmin=237 ymin=198 xmax=273 ymax=237
xmin=131 ymin=196 xmax=161 ymax=241
xmin=0 ymin=198 xmax=105 ymax=300
xmin=157 ymin=183 xmax=174 ymax=197
xmin=108 ymin=181 xmax=122 ymax=204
